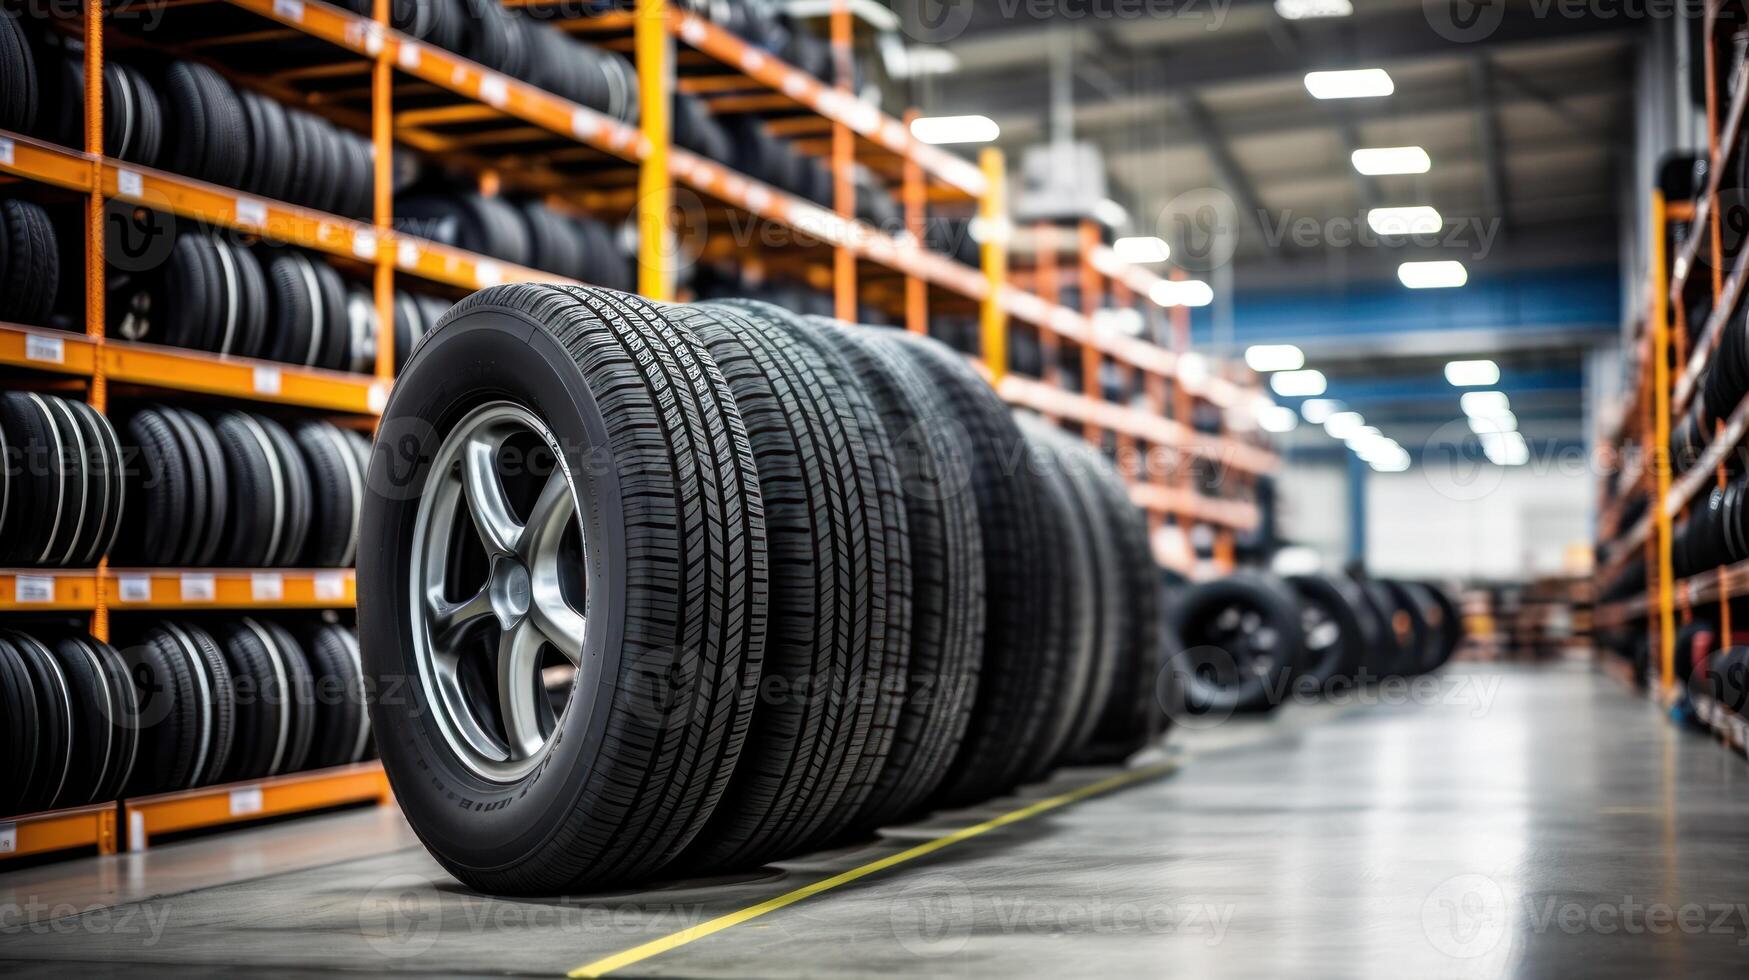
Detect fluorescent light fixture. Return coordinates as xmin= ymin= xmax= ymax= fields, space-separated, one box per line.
xmin=1305 ymin=68 xmax=1393 ymax=100
xmin=1150 ymin=279 xmax=1214 ymax=308
xmin=1367 ymin=206 xmax=1443 ymax=236
xmin=1324 ymin=411 xmax=1366 ymax=439
xmin=1276 ymin=0 xmax=1352 ymax=18
xmin=1468 ymin=411 xmax=1518 ymax=434
xmin=1399 ymin=260 xmax=1468 ymax=289
xmin=911 ymin=114 xmax=1000 ymax=145
xmin=1460 ymin=391 xmax=1511 ymax=417
xmin=1352 ymin=146 xmax=1431 ymax=175
xmin=1112 ymin=236 xmax=1171 ymax=264
xmin=1271 ymin=369 xmax=1328 ymax=397
xmin=1259 ymin=405 xmax=1300 ymax=433
xmin=1092 ymin=307 xmax=1145 ymax=337
xmin=1482 ymin=431 xmax=1529 ymax=466
xmin=1178 ymin=352 xmax=1210 ymax=385
xmin=1445 ymin=359 xmax=1500 ymax=387
xmin=1245 ymin=344 xmax=1306 ymax=373
xmin=1301 ymin=398 xmax=1343 ymax=424
xmin=902 ymin=47 xmax=959 ymax=77
xmin=1370 ymin=453 xmax=1411 ymax=473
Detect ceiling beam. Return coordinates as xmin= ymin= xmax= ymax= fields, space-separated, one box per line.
xmin=1173 ymin=92 xmax=1279 ymax=260
xmin=1471 ymin=56 xmax=1511 ymax=246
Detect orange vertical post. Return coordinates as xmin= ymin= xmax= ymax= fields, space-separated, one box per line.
xmin=85 ymin=0 xmax=109 ymax=644
xmin=1035 ymin=222 xmax=1062 ymax=386
xmin=978 ymin=148 xmax=1008 ymax=382
xmin=1651 ymin=191 xmax=1676 ymax=693
xmin=902 ymin=109 xmax=927 ymax=335
xmin=1079 ymin=219 xmax=1103 ymax=415
xmin=636 ymin=0 xmax=672 ymax=301
xmin=372 ymin=0 xmax=395 ymax=387
xmin=830 ymin=0 xmax=856 ymax=322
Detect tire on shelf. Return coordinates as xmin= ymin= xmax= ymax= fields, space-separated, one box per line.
xmin=1165 ymin=572 xmax=1305 ymax=717
xmin=886 ymin=332 xmax=1075 ymax=807
xmin=358 ymin=282 xmax=769 ymax=894
xmin=5 ymin=631 xmax=70 ymax=812
xmin=300 ymin=622 xmax=371 ymax=770
xmin=214 ymin=619 xmax=295 ymax=783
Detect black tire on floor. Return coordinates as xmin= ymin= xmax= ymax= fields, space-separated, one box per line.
xmin=1416 ymin=582 xmax=1465 ymax=672
xmin=655 ymin=298 xmax=890 ymax=871
xmin=1381 ymin=579 xmax=1436 ymax=676
xmin=359 ymin=282 xmax=768 ymax=894
xmin=1354 ymin=577 xmax=1410 ymax=679
xmin=1013 ymin=418 xmax=1103 ymax=778
xmin=1166 ymin=573 xmax=1305 ymax=717
xmin=886 ymin=332 xmax=1075 ymax=807
xmin=1285 ymin=573 xmax=1376 ymax=694
xmin=798 ymin=323 xmax=985 ymax=832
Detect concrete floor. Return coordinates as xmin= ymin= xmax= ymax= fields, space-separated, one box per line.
xmin=4 ymin=662 xmax=1749 ymax=977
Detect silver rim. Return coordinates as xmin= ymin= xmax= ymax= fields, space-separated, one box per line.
xmin=410 ymin=401 xmax=592 ymax=782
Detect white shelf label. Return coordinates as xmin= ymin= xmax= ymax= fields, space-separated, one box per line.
xmin=236 ymin=197 xmax=267 ymax=229
xmin=229 ymin=786 xmax=264 ymax=816
xmin=352 ymin=233 xmax=377 ymax=260
xmin=0 ymin=137 xmax=13 ymax=166
xmin=0 ymin=822 xmax=14 ymax=854
xmin=273 ymin=0 xmax=303 ymax=22
xmin=480 ymin=74 xmax=508 ymax=108
xmin=740 ymin=50 xmax=764 ymax=73
xmin=397 ymin=240 xmax=420 ymax=268
xmin=251 ymin=573 xmax=284 ymax=602
xmin=474 ymin=261 xmax=503 ymax=287
xmin=14 ymin=575 xmax=53 ymax=604
xmin=398 ymin=41 xmax=421 ymax=71
xmin=315 ymin=572 xmax=347 ymax=602
xmin=117 ymin=574 xmax=151 ymax=603
xmin=253 ymin=366 xmax=282 ymax=395
xmin=368 ymin=383 xmax=389 ymax=415
xmin=24 ymin=333 xmax=63 ymax=364
xmin=680 ymin=16 xmax=705 ymax=43
xmin=180 ymin=573 xmax=216 ymax=603
xmin=116 ymin=169 xmax=143 ymax=198
xmin=571 ymin=109 xmax=596 ymax=140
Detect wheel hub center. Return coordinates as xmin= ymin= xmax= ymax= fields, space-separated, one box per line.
xmin=489 ymin=555 xmax=532 ymax=629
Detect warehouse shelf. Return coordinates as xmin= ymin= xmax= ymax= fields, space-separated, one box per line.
xmin=0 ymin=802 xmax=119 ymax=860
xmin=121 ymin=762 xmax=392 ymax=852
xmin=0 ymin=569 xmax=356 ymax=613
xmin=0 ymin=321 xmax=388 ymax=415
xmin=1672 ymin=238 xmax=1749 ymax=412
xmin=1667 ymin=57 xmax=1747 ymax=307
xmin=1692 ymin=692 xmax=1749 ymax=753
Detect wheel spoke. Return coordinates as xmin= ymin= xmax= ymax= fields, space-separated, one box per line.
xmin=498 ymin=621 xmax=546 ymax=759
xmin=429 ymin=586 xmax=492 ymax=651
xmin=464 ymin=434 xmax=522 ymax=555
xmin=530 ymin=587 xmax=586 ymax=666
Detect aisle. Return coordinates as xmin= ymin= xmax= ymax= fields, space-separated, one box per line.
xmin=3 ymin=664 xmax=1747 ymax=978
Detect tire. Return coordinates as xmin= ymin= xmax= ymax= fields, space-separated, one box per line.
xmin=2 ymin=393 xmax=71 ymax=566
xmin=293 ymin=419 xmax=365 ymax=567
xmin=211 ymin=411 xmax=287 ymax=567
xmin=1166 ymin=573 xmax=1305 ymax=716
xmin=1416 ymin=583 xmax=1465 ymax=672
xmin=803 ymin=323 xmax=984 ymax=831
xmin=162 ymin=61 xmax=248 ymax=189
xmin=43 ymin=635 xmax=119 ymax=806
xmin=655 ymin=298 xmax=889 ymax=871
xmin=886 ymin=332 xmax=1072 ymax=807
xmin=359 ymin=282 xmax=768 ymax=894
xmin=0 ymin=635 xmax=40 ymax=815
xmin=0 ymin=198 xmax=59 ymax=327
xmin=1011 ymin=418 xmax=1100 ymax=779
xmin=1381 ymin=579 xmax=1437 ymax=676
xmin=1285 ymin=573 xmax=1375 ymax=693
xmin=6 ymin=631 xmax=71 ymax=812
xmin=0 ymin=8 xmax=38 ymax=135
xmin=300 ymin=622 xmax=371 ymax=769
xmin=1354 ymin=577 xmax=1410 ymax=679
xmin=214 ymin=619 xmax=294 ymax=782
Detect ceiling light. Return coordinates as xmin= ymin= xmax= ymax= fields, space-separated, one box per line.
xmin=1324 ymin=411 xmax=1366 ymax=439
xmin=1094 ymin=198 xmax=1130 ymax=229
xmin=1460 ymin=391 xmax=1510 ymax=417
xmin=901 ymin=47 xmax=958 ymax=77
xmin=1178 ymin=351 xmax=1209 ymax=385
xmin=1245 ymin=344 xmax=1306 ymax=373
xmin=1367 ymin=206 xmax=1443 ymax=236
xmin=1271 ymin=369 xmax=1328 ymax=397
xmin=1370 ymin=453 xmax=1411 ymax=473
xmin=1150 ymin=279 xmax=1215 ymax=307
xmin=911 ymin=114 xmax=1000 ymax=145
xmin=1468 ymin=411 xmax=1518 ymax=434
xmin=1483 ymin=431 xmax=1529 ymax=466
xmin=1352 ymin=146 xmax=1431 ymax=175
xmin=1300 ymin=398 xmax=1343 ymax=424
xmin=1113 ymin=236 xmax=1171 ymax=264
xmin=1445 ymin=359 xmax=1500 ymax=387
xmin=1305 ymin=68 xmax=1393 ymax=100
xmin=1259 ymin=405 xmax=1300 ymax=433
xmin=1276 ymin=0 xmax=1352 ymax=18
xmin=1399 ymin=260 xmax=1468 ymax=289
xmin=1092 ymin=307 xmax=1145 ymax=337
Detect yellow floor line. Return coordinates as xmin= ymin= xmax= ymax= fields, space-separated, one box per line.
xmin=568 ymin=761 xmax=1179 ymax=978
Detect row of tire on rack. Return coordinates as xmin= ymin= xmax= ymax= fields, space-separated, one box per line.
xmin=1166 ymin=571 xmax=1464 ymax=717
xmin=0 ymin=617 xmax=370 ymax=818
xmin=0 ymin=392 xmax=369 ymax=568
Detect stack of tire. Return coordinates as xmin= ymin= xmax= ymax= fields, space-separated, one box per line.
xmin=395 ymin=192 xmax=632 ymax=292
xmin=0 ymin=196 xmax=60 ymax=328
xmin=118 ymin=409 xmax=368 ymax=568
xmin=1165 ymin=571 xmax=1465 ymax=716
xmin=0 ymin=392 xmax=126 ymax=567
xmin=360 ymin=284 xmax=1165 ymax=894
xmin=0 ymin=619 xmax=371 ymax=817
